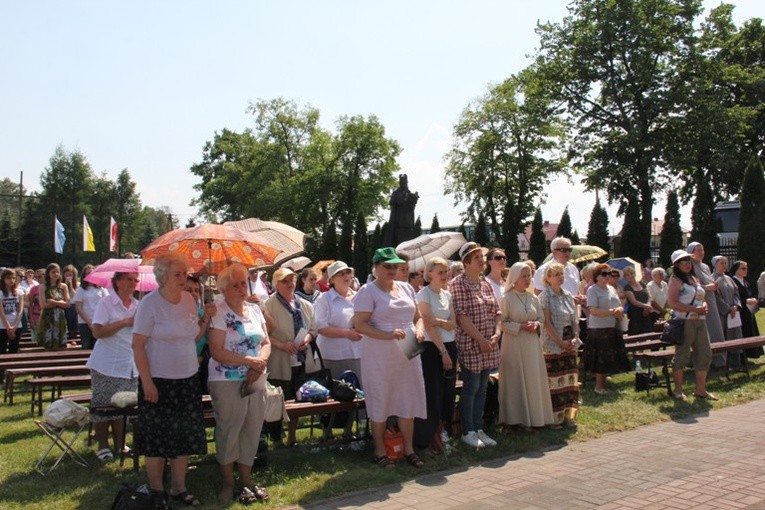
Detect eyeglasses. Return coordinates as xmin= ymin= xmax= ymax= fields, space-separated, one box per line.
xmin=554 ymin=248 xmax=573 ymax=253
xmin=598 ymin=271 xmax=610 ymax=277
xmin=492 ymin=256 xmax=506 ymax=261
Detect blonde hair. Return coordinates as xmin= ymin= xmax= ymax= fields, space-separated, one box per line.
xmin=542 ymin=262 xmax=565 ymax=288
xmin=424 ymin=257 xmax=449 ymax=283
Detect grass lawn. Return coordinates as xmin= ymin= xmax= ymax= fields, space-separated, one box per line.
xmin=3 ymin=349 xmax=765 ymax=509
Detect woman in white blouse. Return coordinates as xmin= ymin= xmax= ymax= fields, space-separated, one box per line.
xmin=89 ymin=271 xmax=139 ymax=462
xmin=646 ymin=267 xmax=669 ymax=326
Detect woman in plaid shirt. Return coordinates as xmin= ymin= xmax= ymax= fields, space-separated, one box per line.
xmin=451 ymin=242 xmax=501 ymax=449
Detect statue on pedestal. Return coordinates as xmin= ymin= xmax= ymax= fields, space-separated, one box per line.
xmin=384 ymin=174 xmax=419 ymax=247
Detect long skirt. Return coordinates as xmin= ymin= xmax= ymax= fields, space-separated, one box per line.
xmin=584 ymin=327 xmax=631 ymax=374
xmin=544 ymin=352 xmax=580 ymax=425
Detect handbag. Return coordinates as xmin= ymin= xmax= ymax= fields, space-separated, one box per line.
xmin=329 ymin=379 xmax=357 ymax=402
xmin=634 ymin=370 xmax=659 ymax=392
xmin=111 ymin=484 xmax=161 ymax=510
xmin=660 ymin=317 xmax=685 ymax=345
xmin=264 ymin=383 xmax=288 ymax=423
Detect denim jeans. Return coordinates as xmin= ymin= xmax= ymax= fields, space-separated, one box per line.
xmin=460 ymin=367 xmax=489 ymax=434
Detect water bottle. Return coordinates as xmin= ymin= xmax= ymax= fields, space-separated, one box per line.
xmin=635 ymin=359 xmax=642 ymax=372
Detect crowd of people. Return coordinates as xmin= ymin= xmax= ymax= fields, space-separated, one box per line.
xmin=3 ymin=236 xmax=764 ymax=508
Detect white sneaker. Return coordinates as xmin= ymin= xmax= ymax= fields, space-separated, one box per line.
xmin=461 ymin=431 xmax=485 ymax=448
xmin=476 ymin=429 xmax=497 ymax=447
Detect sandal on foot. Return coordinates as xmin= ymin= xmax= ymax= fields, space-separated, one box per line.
xmin=170 ymin=491 xmax=201 ymax=507
xmin=404 ymin=453 xmax=424 ymax=468
xmin=673 ymin=392 xmax=688 ymax=402
xmin=373 ymin=455 xmax=395 ymax=468
xmin=96 ymin=448 xmax=113 ymax=462
xmin=694 ymin=392 xmax=719 ymax=401
xmin=238 ymin=486 xmax=269 ymax=504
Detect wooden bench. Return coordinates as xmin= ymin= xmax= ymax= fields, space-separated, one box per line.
xmin=29 ymin=375 xmax=92 ymax=416
xmin=0 ymin=357 xmax=91 ymax=386
xmin=0 ymin=349 xmax=91 ymax=365
xmin=580 ymin=331 xmax=667 ymax=385
xmin=634 ymin=335 xmax=765 ymax=396
xmin=4 ymin=365 xmax=88 ymax=405
xmin=282 ymin=398 xmax=367 ymax=445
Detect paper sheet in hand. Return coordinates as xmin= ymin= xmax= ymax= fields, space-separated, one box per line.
xmin=397 ymin=328 xmax=425 ymax=359
xmin=727 ymin=312 xmax=742 ymax=329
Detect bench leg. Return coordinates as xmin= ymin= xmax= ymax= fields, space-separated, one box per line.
xmin=662 ymin=360 xmax=672 ymax=397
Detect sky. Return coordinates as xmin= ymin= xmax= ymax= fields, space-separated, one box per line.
xmin=1 ymin=1 xmax=761 ymax=239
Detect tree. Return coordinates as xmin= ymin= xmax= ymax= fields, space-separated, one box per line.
xmin=556 ymin=206 xmax=573 ymax=239
xmin=338 ymin=216 xmax=354 ymax=265
xmin=0 ymin=213 xmax=14 ymax=267
xmin=474 ymin=212 xmax=489 ymax=247
xmin=353 ymin=212 xmax=370 ymax=281
xmin=113 ymin=169 xmax=142 ymax=255
xmin=430 ymin=214 xmax=441 ymax=234
xmin=689 ymin=175 xmax=718 ymax=260
xmin=445 ymin=69 xmax=567 ymax=250
xmin=571 ymin=230 xmax=581 ymax=246
xmin=370 ymin=223 xmax=382 ymax=255
xmin=586 ymin=196 xmax=610 ymax=252
xmin=659 ymin=190 xmax=684 ymax=267
xmin=738 ymin=156 xmax=765 ymax=285
xmin=501 ymin=199 xmax=520 ymax=263
xmin=528 ymin=209 xmax=547 ymax=265
xmin=191 ymin=99 xmax=400 ymax=247
xmin=618 ymin=199 xmax=642 ymax=259
xmin=414 ymin=216 xmax=422 ymax=238
xmin=37 ymin=146 xmax=95 ymax=263
xmin=535 ymin=0 xmax=702 ymax=263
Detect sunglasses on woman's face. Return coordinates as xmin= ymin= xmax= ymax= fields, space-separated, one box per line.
xmin=492 ymin=255 xmax=506 ymax=261
xmin=599 ymin=271 xmax=610 ymax=277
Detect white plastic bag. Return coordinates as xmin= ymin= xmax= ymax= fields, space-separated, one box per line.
xmin=110 ymin=391 xmax=138 ymax=408
xmin=43 ymin=399 xmax=90 ymax=428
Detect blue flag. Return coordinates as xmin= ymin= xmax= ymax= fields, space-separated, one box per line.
xmin=54 ymin=216 xmax=66 ymax=254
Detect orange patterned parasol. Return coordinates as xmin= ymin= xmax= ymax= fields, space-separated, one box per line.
xmin=140 ymin=223 xmax=281 ymax=274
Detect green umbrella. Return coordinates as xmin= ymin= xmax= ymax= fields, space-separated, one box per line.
xmin=542 ymin=244 xmax=608 ymax=264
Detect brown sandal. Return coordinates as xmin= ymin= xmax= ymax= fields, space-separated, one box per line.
xmin=404 ymin=453 xmax=424 ymax=468
xmin=373 ymin=455 xmax=395 ymax=468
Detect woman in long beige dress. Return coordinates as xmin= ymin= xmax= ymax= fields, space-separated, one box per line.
xmin=498 ymin=262 xmax=555 ymax=432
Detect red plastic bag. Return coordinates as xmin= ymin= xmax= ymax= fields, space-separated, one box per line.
xmin=383 ymin=425 xmax=404 ymax=461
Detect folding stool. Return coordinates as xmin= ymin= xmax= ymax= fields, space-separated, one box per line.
xmin=34 ymin=419 xmax=88 ymax=476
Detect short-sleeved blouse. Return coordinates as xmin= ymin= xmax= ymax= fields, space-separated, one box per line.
xmin=132 ymin=290 xmax=200 ymax=379
xmin=72 ymin=285 xmax=108 ymax=324
xmin=416 ymin=286 xmax=454 ymax=343
xmin=539 ymin=286 xmax=577 ymax=354
xmin=314 ymin=288 xmax=360 ymax=360
xmin=88 ymin=293 xmax=138 ymax=379
xmin=208 ymin=300 xmax=265 ymax=382
xmin=586 ymin=284 xmax=621 ymax=329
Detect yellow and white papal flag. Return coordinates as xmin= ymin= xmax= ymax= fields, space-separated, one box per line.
xmin=83 ymin=215 xmax=96 ymax=252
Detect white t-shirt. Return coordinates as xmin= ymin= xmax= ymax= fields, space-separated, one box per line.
xmin=87 ymin=293 xmax=138 ymax=379
xmin=71 ymin=285 xmax=109 ymax=325
xmin=1 ymin=288 xmax=24 ymax=330
xmin=208 ymin=300 xmax=266 ymax=382
xmin=416 ymin=285 xmax=455 ymax=344
xmin=132 ymin=290 xmax=200 ymax=379
xmin=534 ymin=260 xmax=580 ymax=295
xmin=314 ymin=288 xmax=361 ymax=360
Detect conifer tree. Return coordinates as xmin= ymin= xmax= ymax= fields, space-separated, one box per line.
xmin=430 ymin=214 xmax=441 ymax=234
xmin=353 ymin=212 xmax=369 ymax=281
xmin=690 ymin=176 xmax=718 ymax=260
xmin=618 ymin=199 xmax=643 ymax=259
xmin=659 ymin=191 xmax=684 ymax=268
xmin=586 ymin=196 xmax=610 ymax=252
xmin=501 ymin=200 xmax=520 ymax=263
xmin=474 ymin=212 xmax=489 ymax=247
xmin=556 ymin=206 xmax=573 ymax=239
xmin=738 ymin=156 xmax=765 ymax=284
xmin=414 ymin=216 xmax=422 ymax=237
xmin=528 ymin=208 xmax=547 ymax=264
xmin=571 ymin=230 xmax=581 ymax=246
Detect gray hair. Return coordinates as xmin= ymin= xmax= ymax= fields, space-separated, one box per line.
xmin=651 ymin=267 xmax=666 ymax=278
xmin=153 ymin=253 xmax=188 ymax=286
xmin=218 ymin=263 xmax=248 ymax=292
xmin=550 ymin=237 xmax=572 ymax=251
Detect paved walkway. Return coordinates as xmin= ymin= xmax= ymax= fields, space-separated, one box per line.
xmin=300 ymin=398 xmax=765 ymax=510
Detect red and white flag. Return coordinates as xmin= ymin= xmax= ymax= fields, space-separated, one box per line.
xmin=109 ymin=217 xmax=118 ymax=252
